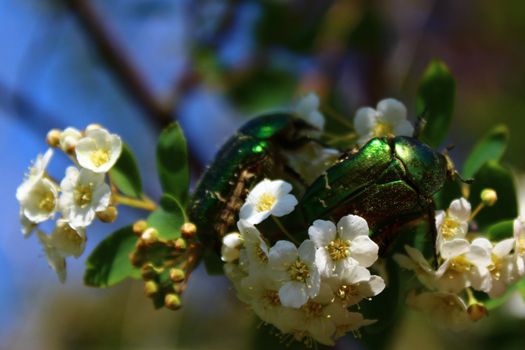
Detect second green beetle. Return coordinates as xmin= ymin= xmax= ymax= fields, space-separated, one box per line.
xmin=300 ymin=136 xmax=454 ymax=254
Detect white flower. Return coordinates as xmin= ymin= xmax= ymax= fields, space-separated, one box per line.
xmin=354 ymin=98 xmax=414 ymax=145
xmin=17 ymin=176 xmax=59 ymax=224
xmin=59 ymin=166 xmax=111 ymax=228
xmin=48 ymin=219 xmax=87 ymax=258
xmin=394 ymin=245 xmax=437 ymax=290
xmin=487 ymin=238 xmax=515 ymax=298
xmin=327 ymin=264 xmax=385 ymax=307
xmin=435 ymin=197 xmax=471 ymax=253
xmin=75 ymin=128 xmax=122 ymax=173
xmin=283 ymin=143 xmax=340 ymax=184
xmin=26 ymin=148 xmax=53 ymax=181
xmin=406 ymin=291 xmax=472 ymax=331
xmin=17 ymin=149 xmax=58 ymax=228
xmin=436 ymin=238 xmax=492 ymax=293
xmin=237 ymin=220 xmax=269 ymax=274
xmin=221 ymin=232 xmax=243 ymax=262
xmin=308 ymin=215 xmax=378 ymax=277
xmin=239 ymin=179 xmax=298 ymax=225
xmin=294 ymin=92 xmax=325 ymax=131
xmin=514 ymin=217 xmax=525 ymax=276
xmin=59 ymin=127 xmax=82 ymax=152
xmin=37 ymin=230 xmax=67 ymax=283
xmin=268 ymin=239 xmax=320 ymax=308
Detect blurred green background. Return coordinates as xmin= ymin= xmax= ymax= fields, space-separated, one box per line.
xmin=2 ymin=0 xmax=525 ymax=349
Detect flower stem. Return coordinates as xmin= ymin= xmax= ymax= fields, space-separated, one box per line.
xmin=114 ymin=194 xmax=157 ymax=211
xmin=272 ymin=217 xmax=299 ymax=245
xmin=321 ymin=105 xmax=355 ymax=130
xmin=469 ymin=202 xmax=484 ymax=222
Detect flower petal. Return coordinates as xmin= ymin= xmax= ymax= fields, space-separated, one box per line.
xmin=308 ymin=220 xmax=337 ymax=247
xmin=337 ymin=214 xmax=369 ymax=240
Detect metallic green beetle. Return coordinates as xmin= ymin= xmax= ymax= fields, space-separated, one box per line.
xmin=300 ymin=136 xmax=454 ymax=254
xmin=188 ymin=113 xmax=315 ymax=247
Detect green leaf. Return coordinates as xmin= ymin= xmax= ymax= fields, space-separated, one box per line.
xmin=147 ymin=194 xmax=186 ymax=240
xmin=416 ymin=60 xmax=456 ymax=148
xmin=469 ymin=161 xmax=518 ymax=230
xmin=109 ymin=143 xmax=143 ymax=198
xmin=463 ymin=125 xmax=509 ymax=179
xmin=157 ymin=123 xmax=189 ymax=205
xmin=84 ymin=225 xmax=140 ymax=287
xmin=486 ymin=220 xmax=515 ymax=241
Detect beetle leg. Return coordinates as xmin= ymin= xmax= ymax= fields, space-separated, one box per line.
xmin=425 ymin=200 xmax=439 ymax=269
xmin=414 ymin=106 xmax=429 ymax=139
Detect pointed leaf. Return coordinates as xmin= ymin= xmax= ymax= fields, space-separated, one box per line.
xmin=84 ymin=226 xmax=140 ymax=287
xmin=469 ymin=161 xmax=517 ymax=230
xmin=109 ymin=143 xmax=143 ymax=198
xmin=463 ymin=125 xmax=509 ymax=179
xmin=416 ymin=60 xmax=455 ymax=148
xmin=486 ymin=220 xmax=514 ymax=241
xmin=157 ymin=123 xmax=190 ymax=204
xmin=147 ymin=194 xmax=186 ymax=240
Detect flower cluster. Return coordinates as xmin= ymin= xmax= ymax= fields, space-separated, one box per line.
xmin=395 ymin=196 xmax=525 ymax=329
xmin=17 ymin=125 xmax=122 ymax=281
xmin=221 ymin=179 xmax=385 ymax=346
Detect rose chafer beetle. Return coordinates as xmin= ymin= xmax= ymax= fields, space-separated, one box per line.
xmin=188 ymin=113 xmax=315 ymax=248
xmin=300 ymin=136 xmax=457 ymax=254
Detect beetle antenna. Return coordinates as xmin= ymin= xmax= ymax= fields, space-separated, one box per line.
xmin=455 ymin=171 xmax=474 ymax=184
xmin=414 ymin=106 xmax=429 ymax=139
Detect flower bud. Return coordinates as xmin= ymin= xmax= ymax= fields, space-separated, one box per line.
xmin=144 ymin=281 xmax=158 ymax=297
xmin=164 ymin=293 xmax=182 ymax=310
xmin=181 ymin=222 xmax=197 ymax=239
xmin=175 ymin=238 xmax=187 ymax=251
xmin=141 ymin=264 xmax=157 ymax=280
xmin=46 ymin=129 xmax=61 ymax=148
xmin=97 ymin=206 xmax=118 ymax=223
xmin=141 ymin=227 xmax=158 ymax=243
xmin=467 ymin=303 xmax=488 ymax=321
xmin=169 ymin=268 xmax=185 ymax=283
xmin=481 ymin=188 xmax=498 ymax=207
xmin=221 ymin=232 xmax=243 ymax=262
xmin=133 ymin=220 xmax=148 ymax=235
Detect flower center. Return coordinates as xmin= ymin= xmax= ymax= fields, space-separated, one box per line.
xmin=337 ymin=284 xmax=359 ymax=304
xmin=262 ymin=290 xmax=280 ymax=307
xmin=489 ymin=254 xmax=503 ymax=280
xmin=90 ymin=149 xmax=110 ymax=167
xmin=441 ymin=216 xmax=462 ymax=240
xmin=372 ymin=119 xmax=394 ymax=137
xmin=302 ymin=300 xmax=324 ymax=318
xmin=327 ymin=238 xmax=350 ymax=261
xmin=39 ymin=190 xmax=56 ymax=212
xmin=255 ymin=245 xmax=268 ymax=263
xmin=288 ymin=260 xmax=310 ymax=282
xmin=74 ymin=184 xmax=93 ymax=207
xmin=450 ymin=255 xmax=471 ymax=273
xmin=256 ymin=193 xmax=276 ymax=212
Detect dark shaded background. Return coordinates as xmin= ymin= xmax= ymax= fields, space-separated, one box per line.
xmin=2 ymin=0 xmax=525 ymax=349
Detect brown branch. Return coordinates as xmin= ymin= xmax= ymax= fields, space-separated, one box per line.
xmin=64 ymin=0 xmax=173 ymax=128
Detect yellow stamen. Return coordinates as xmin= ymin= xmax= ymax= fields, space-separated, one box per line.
xmin=256 ymin=193 xmax=276 ymax=212
xmin=327 ymin=238 xmax=350 ymax=261
xmin=74 ymin=183 xmax=93 ymax=207
xmin=450 ymin=255 xmax=471 ymax=273
xmin=372 ymin=120 xmax=394 ymax=137
xmin=302 ymin=300 xmax=323 ymax=318
xmin=288 ymin=260 xmax=310 ymax=282
xmin=90 ymin=149 xmax=110 ymax=167
xmin=39 ymin=191 xmax=56 ymax=212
